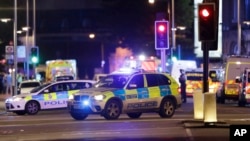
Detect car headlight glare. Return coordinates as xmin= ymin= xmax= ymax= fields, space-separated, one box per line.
xmin=94 ymin=94 xmax=105 ymax=101
xmin=6 ymin=97 xmax=21 ymax=102
xmin=5 ymin=98 xmax=13 ymax=103
xmin=82 ymin=100 xmax=89 ymax=106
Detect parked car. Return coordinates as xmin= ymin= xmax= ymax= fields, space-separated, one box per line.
xmin=5 ymin=79 xmax=96 ymax=115
xmin=17 ymin=80 xmax=42 ymax=94
xmin=67 ymin=69 xmax=182 ymax=120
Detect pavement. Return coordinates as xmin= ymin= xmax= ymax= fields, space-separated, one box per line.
xmin=0 ymin=94 xmax=249 ymax=128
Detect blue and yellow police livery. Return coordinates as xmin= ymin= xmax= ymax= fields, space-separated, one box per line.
xmin=5 ymin=80 xmax=96 ymax=115
xmin=67 ymin=69 xmax=182 ymax=120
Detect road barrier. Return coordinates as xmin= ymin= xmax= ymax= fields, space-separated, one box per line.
xmin=204 ymin=92 xmax=217 ymax=123
xmin=193 ymin=89 xmax=204 ymax=119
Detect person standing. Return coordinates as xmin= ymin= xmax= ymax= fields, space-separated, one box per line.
xmin=3 ymin=72 xmax=12 ymax=95
xmin=179 ymin=69 xmax=187 ymax=103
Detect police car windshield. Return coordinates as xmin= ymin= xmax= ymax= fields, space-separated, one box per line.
xmin=95 ymin=74 xmax=130 ymax=88
xmin=30 ymin=83 xmax=51 ymax=93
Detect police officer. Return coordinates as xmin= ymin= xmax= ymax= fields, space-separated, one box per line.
xmin=179 ymin=69 xmax=187 ymax=103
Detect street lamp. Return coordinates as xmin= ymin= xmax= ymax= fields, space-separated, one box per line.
xmin=0 ymin=18 xmax=12 ymax=23
xmin=88 ymin=33 xmax=105 ymax=71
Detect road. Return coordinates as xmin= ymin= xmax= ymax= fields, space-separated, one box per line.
xmin=0 ymin=97 xmax=249 ymax=141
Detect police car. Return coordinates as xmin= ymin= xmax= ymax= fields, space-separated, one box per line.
xmin=5 ymin=80 xmax=96 ymax=115
xmin=67 ymin=69 xmax=182 ymax=120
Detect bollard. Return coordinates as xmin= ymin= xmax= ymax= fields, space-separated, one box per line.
xmin=204 ymin=92 xmax=217 ymax=124
xmin=193 ymin=89 xmax=204 ymax=120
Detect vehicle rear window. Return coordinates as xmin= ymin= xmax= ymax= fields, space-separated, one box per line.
xmin=146 ymin=74 xmax=171 ymax=87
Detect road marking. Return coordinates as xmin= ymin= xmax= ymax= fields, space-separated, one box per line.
xmin=185 ymin=126 xmax=194 ymax=141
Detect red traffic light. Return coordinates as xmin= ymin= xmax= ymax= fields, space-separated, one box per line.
xmin=158 ymin=24 xmax=166 ymax=32
xmin=200 ymin=8 xmax=210 ymax=17
xmin=199 ymin=3 xmax=214 ymax=19
xmin=198 ymin=3 xmax=216 ymax=41
xmin=155 ymin=21 xmax=169 ymax=50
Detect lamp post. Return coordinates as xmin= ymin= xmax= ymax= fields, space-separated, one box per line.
xmin=89 ymin=33 xmax=105 ymax=72
xmin=13 ymin=0 xmax=18 ymax=95
xmin=237 ymin=0 xmax=241 ymax=55
xmin=26 ymin=0 xmax=30 ymax=79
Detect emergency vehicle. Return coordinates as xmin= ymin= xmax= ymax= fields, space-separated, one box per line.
xmin=45 ymin=59 xmax=77 ymax=82
xmin=185 ymin=68 xmax=223 ymax=97
xmin=237 ymin=68 xmax=250 ymax=107
xmin=121 ymin=55 xmax=158 ymax=72
xmin=67 ymin=69 xmax=182 ymax=120
xmin=170 ymin=60 xmax=197 ymax=85
xmin=5 ymin=80 xmax=96 ymax=115
xmin=185 ymin=68 xmax=203 ymax=97
xmin=218 ymin=56 xmax=250 ymax=103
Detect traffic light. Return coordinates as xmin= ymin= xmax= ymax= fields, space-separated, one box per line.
xmin=198 ymin=3 xmax=216 ymax=41
xmin=30 ymin=47 xmax=39 ymax=64
xmin=155 ymin=21 xmax=169 ymax=50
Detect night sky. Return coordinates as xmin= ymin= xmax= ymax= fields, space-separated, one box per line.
xmin=0 ymin=0 xmax=194 ymax=79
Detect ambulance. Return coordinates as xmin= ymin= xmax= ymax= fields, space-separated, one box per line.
xmin=45 ymin=59 xmax=77 ymax=82
xmin=185 ymin=68 xmax=203 ymax=97
xmin=218 ymin=56 xmax=250 ymax=103
xmin=185 ymin=68 xmax=223 ymax=97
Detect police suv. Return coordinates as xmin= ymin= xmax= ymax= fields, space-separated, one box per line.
xmin=5 ymin=80 xmax=96 ymax=115
xmin=67 ymin=69 xmax=182 ymax=120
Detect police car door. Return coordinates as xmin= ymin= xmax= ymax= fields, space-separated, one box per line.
xmin=41 ymin=83 xmax=68 ymax=109
xmin=125 ymin=74 xmax=149 ymax=111
xmin=145 ymin=74 xmax=168 ymax=108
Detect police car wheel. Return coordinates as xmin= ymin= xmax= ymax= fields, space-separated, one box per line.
xmin=159 ymin=98 xmax=175 ymax=118
xmin=127 ymin=112 xmax=142 ymax=119
xmin=25 ymin=101 xmax=40 ymax=115
xmin=15 ymin=111 xmax=26 ymax=115
xmin=103 ymin=100 xmax=122 ymax=120
xmin=70 ymin=112 xmax=88 ymax=120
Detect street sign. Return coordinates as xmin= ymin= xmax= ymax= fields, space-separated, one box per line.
xmin=5 ymin=54 xmax=14 ymax=59
xmin=5 ymin=46 xmax=14 ymax=54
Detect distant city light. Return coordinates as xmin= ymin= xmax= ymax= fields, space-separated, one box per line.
xmin=89 ymin=33 xmax=95 ymax=39
xmin=148 ymin=0 xmax=155 ymax=4
xmin=0 ymin=18 xmax=11 ymax=23
xmin=17 ymin=30 xmax=22 ymax=34
xmin=22 ymin=26 xmax=30 ymax=31
xmin=139 ymin=55 xmax=145 ymax=61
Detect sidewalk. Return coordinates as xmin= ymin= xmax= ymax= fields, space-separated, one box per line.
xmin=0 ymin=93 xmax=11 ymax=101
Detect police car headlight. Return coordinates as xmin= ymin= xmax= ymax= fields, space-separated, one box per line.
xmin=93 ymin=94 xmax=105 ymax=101
xmin=68 ymin=95 xmax=74 ymax=100
xmin=82 ymin=100 xmax=89 ymax=106
xmin=5 ymin=97 xmax=21 ymax=103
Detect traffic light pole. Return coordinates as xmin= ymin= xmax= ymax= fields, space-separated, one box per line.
xmin=161 ymin=49 xmax=166 ymax=73
xmin=202 ymin=42 xmax=209 ymax=93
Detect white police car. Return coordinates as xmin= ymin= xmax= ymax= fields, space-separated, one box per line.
xmin=67 ymin=69 xmax=182 ymax=120
xmin=5 ymin=80 xmax=96 ymax=115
